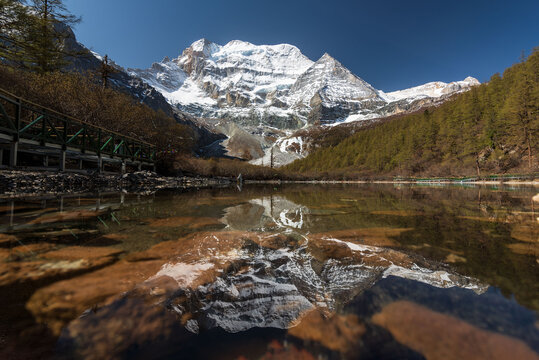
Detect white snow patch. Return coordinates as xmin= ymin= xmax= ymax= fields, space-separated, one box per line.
xmin=380 ymin=77 xmax=480 ymax=102
xmin=323 ymin=237 xmax=382 ymax=253
xmin=383 ymin=264 xmax=486 ymax=293
xmin=150 ymin=262 xmax=214 ymax=287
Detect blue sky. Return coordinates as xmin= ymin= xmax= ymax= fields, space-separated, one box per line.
xmin=64 ymin=0 xmax=538 ymax=91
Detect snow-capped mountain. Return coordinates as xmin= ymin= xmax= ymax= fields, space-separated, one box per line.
xmin=131 ymin=39 xmax=314 ymax=129
xmin=57 ymin=22 xmax=479 ymax=165
xmin=130 ymin=39 xmax=478 ymax=129
xmin=129 ymin=38 xmax=480 ymax=164
xmin=378 ymin=77 xmax=481 ymax=102
xmin=286 ymin=53 xmax=386 ymax=124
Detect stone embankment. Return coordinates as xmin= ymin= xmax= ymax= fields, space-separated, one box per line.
xmin=0 ymin=170 xmax=231 ymax=196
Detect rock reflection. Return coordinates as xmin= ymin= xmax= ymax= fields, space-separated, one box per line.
xmin=57 ymin=230 xmax=486 ymax=341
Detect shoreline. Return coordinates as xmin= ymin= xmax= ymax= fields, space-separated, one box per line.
xmin=1 ymin=170 xmax=537 ymax=198
xmin=0 ymin=170 xmax=232 ymax=198
xmin=246 ymin=179 xmax=539 ymax=186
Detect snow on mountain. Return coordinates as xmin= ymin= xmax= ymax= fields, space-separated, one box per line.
xmin=287 ymin=53 xmax=381 ymax=107
xmin=378 ymin=76 xmax=481 ymax=102
xmin=129 ymin=39 xmax=314 ymax=124
xmin=128 ymin=38 xmax=480 ymax=165
xmin=130 ymin=38 xmax=478 ymax=129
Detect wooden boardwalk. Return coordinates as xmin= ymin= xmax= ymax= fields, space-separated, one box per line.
xmin=0 ymin=88 xmax=156 ymax=173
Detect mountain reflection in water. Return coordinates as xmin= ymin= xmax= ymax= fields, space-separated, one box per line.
xmin=0 ymin=184 xmax=538 ymax=359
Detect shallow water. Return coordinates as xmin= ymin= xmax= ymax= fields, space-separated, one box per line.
xmin=0 ymin=184 xmax=538 ymax=359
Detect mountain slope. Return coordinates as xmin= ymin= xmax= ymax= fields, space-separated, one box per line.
xmin=53 ymin=26 xmax=225 ymax=152
xmin=284 ymin=49 xmax=539 ymax=177
xmin=286 ymin=53 xmax=385 ymax=124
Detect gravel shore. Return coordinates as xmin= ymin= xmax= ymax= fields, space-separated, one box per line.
xmin=0 ymin=170 xmax=232 ymax=197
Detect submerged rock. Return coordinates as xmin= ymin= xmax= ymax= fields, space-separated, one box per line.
xmin=148 ymin=216 xmax=223 ymax=229
xmin=28 ymin=209 xmax=105 ymax=225
xmin=372 ymin=300 xmax=539 ymax=360
xmin=26 ymin=258 xmax=165 ymax=335
xmin=0 ymin=233 xmax=18 ymax=245
xmin=41 ymin=246 xmax=123 ymax=261
xmin=288 ymin=309 xmax=365 ymax=353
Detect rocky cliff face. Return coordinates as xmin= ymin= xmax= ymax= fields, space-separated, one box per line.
xmin=59 ymin=23 xmax=175 ymax=117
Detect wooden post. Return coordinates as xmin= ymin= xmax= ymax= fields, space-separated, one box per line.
xmin=62 ymin=118 xmax=67 ymax=146
xmin=10 ymin=99 xmax=21 ymax=168
xmin=79 ymin=158 xmax=83 ymax=170
xmin=98 ymin=155 xmax=103 ymax=174
xmin=97 ymin=128 xmax=102 ymax=153
xmin=43 ymin=155 xmax=49 ymax=167
xmin=40 ymin=115 xmax=46 ymax=146
xmin=9 ymin=141 xmax=18 ymax=167
xmin=59 ymin=149 xmax=66 ymax=171
xmin=121 ymin=160 xmax=126 ymax=175
xmin=111 ymin=134 xmax=115 ymax=158
xmin=81 ymin=125 xmax=86 ymax=153
xmin=9 ymin=200 xmax=14 ymax=227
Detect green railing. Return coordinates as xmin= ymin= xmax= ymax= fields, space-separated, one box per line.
xmin=0 ymin=88 xmax=155 ymax=163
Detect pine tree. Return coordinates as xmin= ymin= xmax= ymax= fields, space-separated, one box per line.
xmin=24 ymin=0 xmax=81 ymax=73
xmin=98 ymin=54 xmax=116 ymax=89
xmin=502 ymin=51 xmax=538 ymax=169
xmin=0 ymin=0 xmax=33 ymax=65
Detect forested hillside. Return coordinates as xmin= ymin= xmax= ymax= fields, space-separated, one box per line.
xmin=285 ymin=49 xmax=538 ymax=178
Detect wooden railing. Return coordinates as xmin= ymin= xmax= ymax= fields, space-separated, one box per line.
xmin=0 ymin=88 xmax=156 ymax=163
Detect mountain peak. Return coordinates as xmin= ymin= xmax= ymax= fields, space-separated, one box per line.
xmin=320 ymin=52 xmax=334 ymax=60
xmin=224 ymin=40 xmax=255 ymax=48
xmin=313 ymin=53 xmax=348 ymax=72
xmin=463 ymin=76 xmax=480 ymax=85
xmin=318 ymin=52 xmax=338 ymax=63
xmin=188 ymin=38 xmax=220 ymax=57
